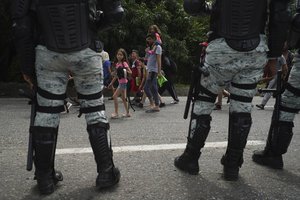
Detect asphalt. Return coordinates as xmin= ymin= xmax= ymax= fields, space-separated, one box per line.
xmin=0 ymin=96 xmax=299 ymax=200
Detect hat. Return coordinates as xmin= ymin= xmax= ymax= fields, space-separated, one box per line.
xmin=199 ymin=42 xmax=208 ymax=47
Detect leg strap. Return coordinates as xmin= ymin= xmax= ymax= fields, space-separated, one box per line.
xmin=36 ymin=87 xmax=66 ymax=113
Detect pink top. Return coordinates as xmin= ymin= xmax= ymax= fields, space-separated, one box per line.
xmin=155 ymin=33 xmax=162 ymax=44
xmin=115 ymin=62 xmax=129 ymax=84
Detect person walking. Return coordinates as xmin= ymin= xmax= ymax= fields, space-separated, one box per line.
xmin=108 ymin=48 xmax=132 ymax=118
xmin=144 ymin=33 xmax=162 ymax=113
xmin=256 ymin=55 xmax=288 ymax=110
xmin=159 ymin=53 xmax=180 ymax=104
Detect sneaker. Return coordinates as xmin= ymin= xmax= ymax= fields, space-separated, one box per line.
xmin=170 ymin=100 xmax=179 ymax=104
xmin=108 ymin=97 xmax=113 ymax=100
xmin=256 ymin=104 xmax=265 ymax=110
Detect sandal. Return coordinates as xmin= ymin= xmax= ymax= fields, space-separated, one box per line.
xmin=111 ymin=113 xmax=119 ymax=119
xmin=122 ymin=113 xmax=131 ymax=118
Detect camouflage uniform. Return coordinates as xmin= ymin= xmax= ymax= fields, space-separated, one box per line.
xmin=34 ymin=45 xmax=107 ymax=127
xmin=11 ymin=0 xmax=123 ymax=194
xmin=252 ymin=0 xmax=300 ymax=169
xmin=280 ymin=53 xmax=300 ymax=122
xmin=175 ymin=0 xmax=291 ymax=181
xmin=193 ymin=35 xmax=268 ymax=116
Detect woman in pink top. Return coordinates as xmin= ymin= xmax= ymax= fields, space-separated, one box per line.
xmin=108 ymin=48 xmax=132 ymax=118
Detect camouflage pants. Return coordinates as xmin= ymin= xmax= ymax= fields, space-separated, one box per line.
xmin=193 ymin=35 xmax=268 ymax=116
xmin=34 ymin=45 xmax=107 ymax=128
xmin=280 ymin=52 xmax=300 ymax=122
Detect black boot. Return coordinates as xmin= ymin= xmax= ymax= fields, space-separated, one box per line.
xmin=174 ymin=114 xmax=211 ymax=175
xmin=33 ymin=126 xmax=63 ymax=195
xmin=221 ymin=113 xmax=252 ymax=181
xmin=87 ymin=123 xmax=120 ymax=189
xmin=252 ymin=121 xmax=294 ymax=169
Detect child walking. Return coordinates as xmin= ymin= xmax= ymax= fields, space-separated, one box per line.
xmin=108 ymin=48 xmax=132 ymax=118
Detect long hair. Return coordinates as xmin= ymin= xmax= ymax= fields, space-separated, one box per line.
xmin=148 ymin=24 xmax=161 ymax=35
xmin=114 ymin=48 xmax=129 ymax=65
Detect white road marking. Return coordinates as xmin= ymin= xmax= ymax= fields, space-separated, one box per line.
xmin=56 ymin=140 xmax=265 ymax=155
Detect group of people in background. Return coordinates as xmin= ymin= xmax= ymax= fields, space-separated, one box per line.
xmin=98 ymin=25 xmax=179 ymax=118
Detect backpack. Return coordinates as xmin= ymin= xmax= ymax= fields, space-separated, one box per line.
xmin=116 ymin=62 xmax=127 ymax=79
xmin=163 ymin=55 xmax=177 ymax=74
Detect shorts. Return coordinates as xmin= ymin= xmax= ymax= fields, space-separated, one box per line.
xmin=118 ymin=83 xmax=127 ymax=90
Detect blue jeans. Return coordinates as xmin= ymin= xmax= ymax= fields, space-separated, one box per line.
xmin=144 ymin=72 xmax=159 ymax=106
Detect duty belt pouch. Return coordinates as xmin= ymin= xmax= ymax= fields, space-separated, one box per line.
xmin=225 ymin=37 xmax=260 ymax=52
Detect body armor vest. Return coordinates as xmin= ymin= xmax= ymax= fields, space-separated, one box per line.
xmin=214 ymin=0 xmax=267 ymax=51
xmin=35 ymin=0 xmax=91 ymax=53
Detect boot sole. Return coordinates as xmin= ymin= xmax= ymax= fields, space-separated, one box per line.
xmin=223 ymin=173 xmax=238 ymax=181
xmin=38 ymin=183 xmax=55 ymax=195
xmin=252 ymin=155 xmax=283 ymax=169
xmin=96 ymin=168 xmax=121 ymax=189
xmin=174 ymin=159 xmax=199 ymax=175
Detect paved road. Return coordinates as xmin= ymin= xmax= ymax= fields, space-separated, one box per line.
xmin=0 ymin=96 xmax=299 ymax=200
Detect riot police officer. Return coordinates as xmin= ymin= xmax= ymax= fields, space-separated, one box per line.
xmin=11 ymin=0 xmax=124 ymax=194
xmin=175 ymin=0 xmax=291 ymax=181
xmin=253 ymin=0 xmax=300 ymax=169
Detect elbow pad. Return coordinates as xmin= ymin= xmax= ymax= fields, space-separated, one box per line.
xmin=183 ymin=0 xmax=208 ymax=16
xmin=268 ymin=0 xmax=292 ymax=58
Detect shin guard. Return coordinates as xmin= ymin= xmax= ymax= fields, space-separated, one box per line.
xmin=33 ymin=126 xmax=62 ymax=195
xmin=174 ymin=114 xmax=211 ymax=174
xmin=87 ymin=122 xmax=120 ymax=189
xmin=221 ymin=112 xmax=252 ymax=181
xmin=252 ymin=120 xmax=294 ymax=169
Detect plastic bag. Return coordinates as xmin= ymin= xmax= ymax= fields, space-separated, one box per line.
xmin=157 ymin=74 xmax=168 ymax=87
